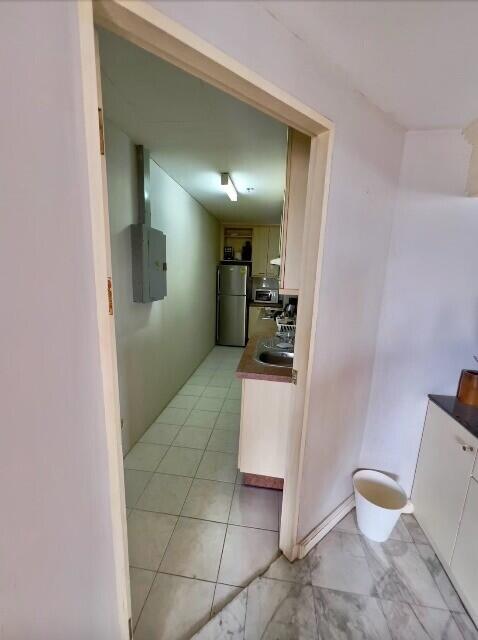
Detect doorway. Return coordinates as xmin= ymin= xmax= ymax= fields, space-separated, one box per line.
xmin=77 ymin=1 xmax=333 ymax=637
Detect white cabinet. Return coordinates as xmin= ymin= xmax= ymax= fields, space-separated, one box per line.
xmin=451 ymin=478 xmax=478 ymax=621
xmin=252 ymin=226 xmax=280 ymax=277
xmin=238 ymin=378 xmax=293 ymax=478
xmin=412 ymin=402 xmax=477 ymax=563
xmin=280 ymin=128 xmax=310 ymax=294
xmin=412 ymin=399 xmax=478 ymax=626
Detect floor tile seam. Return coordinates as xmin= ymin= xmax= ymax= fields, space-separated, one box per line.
xmin=361 ymin=534 xmax=451 ymax=612
xmin=311 ymin=583 xmax=452 ymax=614
xmin=131 ymin=566 xmax=157 ymax=634
xmin=127 ymin=443 xmax=173 ymax=508
xmin=210 ymin=467 xmax=241 ymax=618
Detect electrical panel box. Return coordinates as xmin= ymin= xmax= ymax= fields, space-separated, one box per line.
xmin=131 ymin=224 xmax=167 ymax=303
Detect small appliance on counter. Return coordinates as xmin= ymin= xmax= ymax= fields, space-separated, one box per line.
xmin=223 ymin=246 xmax=234 ymax=260
xmin=457 ymin=368 xmax=478 ymax=407
xmin=252 ymin=276 xmax=279 ymax=304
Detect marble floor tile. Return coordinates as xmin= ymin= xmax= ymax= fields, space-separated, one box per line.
xmin=336 ymin=509 xmax=412 ymax=542
xmin=186 ymin=410 xmax=220 ymax=429
xmin=136 ymin=473 xmax=192 ymax=515
xmin=178 ymin=384 xmax=206 ymax=397
xmin=215 ymin=412 xmax=241 ymax=430
xmin=181 ymin=478 xmax=235 ymax=522
xmin=203 ymin=386 xmax=229 ymax=399
xmin=156 ymin=406 xmax=190 ymax=426
xmin=168 ymin=394 xmax=199 ymax=410
xmin=156 ymin=446 xmax=203 ymax=477
xmin=141 ymin=423 xmax=180 ymax=446
xmin=211 ymin=583 xmax=243 ymax=615
xmin=402 ymin=514 xmax=430 ymax=545
xmin=207 ymin=429 xmax=239 ymax=454
xmin=194 ymin=588 xmax=247 ymax=640
xmin=129 ymin=567 xmax=155 ymax=629
xmin=313 ymin=587 xmax=392 ymax=640
xmin=264 ymin=554 xmax=312 ymax=585
xmin=196 ymin=451 xmax=238 ymax=483
xmin=229 ymin=485 xmax=280 ymax=531
xmin=245 ymin=578 xmax=318 ymax=640
xmin=127 ymin=509 xmax=177 ymax=570
xmin=135 ymin=573 xmax=215 ymax=640
xmin=218 ymin=525 xmax=279 ymax=587
xmin=452 ymin=612 xmax=478 ymax=640
xmin=160 ymin=516 xmax=227 ymax=582
xmin=222 ymin=399 xmax=242 ymax=414
xmin=309 ymin=530 xmax=376 ymax=597
xmin=124 ymin=469 xmax=153 ymax=508
xmin=173 ymin=426 xmax=212 ymax=450
xmin=195 ymin=397 xmax=225 ymax=412
xmin=380 ymin=599 xmax=464 ymax=640
xmin=362 ymin=537 xmax=448 ymax=609
xmin=123 ymin=442 xmax=168 ymax=472
xmin=416 ymin=543 xmax=465 ymax=612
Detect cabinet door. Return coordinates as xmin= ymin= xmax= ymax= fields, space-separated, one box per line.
xmin=266 ymin=226 xmax=281 ymax=277
xmin=280 ymin=128 xmax=310 ymax=293
xmin=252 ymin=227 xmax=268 ymax=276
xmin=412 ymin=402 xmax=477 ymax=563
xmin=451 ymin=478 xmax=478 ymax=624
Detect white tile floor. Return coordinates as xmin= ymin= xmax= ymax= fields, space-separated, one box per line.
xmin=123 ymin=346 xmax=282 ymax=640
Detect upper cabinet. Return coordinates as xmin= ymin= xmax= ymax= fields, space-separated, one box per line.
xmin=251 ymin=226 xmax=280 ymax=277
xmin=280 ymin=128 xmax=311 ymax=294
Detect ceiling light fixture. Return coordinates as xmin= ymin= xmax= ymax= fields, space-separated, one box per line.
xmin=220 ymin=173 xmax=238 ymax=202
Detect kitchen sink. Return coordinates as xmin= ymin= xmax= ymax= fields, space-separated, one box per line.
xmin=258 ymin=351 xmax=294 ymax=366
xmin=256 ymin=349 xmax=294 ymax=367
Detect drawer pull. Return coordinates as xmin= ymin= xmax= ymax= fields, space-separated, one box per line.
xmin=461 ymin=444 xmax=475 ymax=453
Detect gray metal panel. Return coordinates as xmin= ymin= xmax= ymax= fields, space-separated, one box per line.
xmin=148 ymin=228 xmax=167 ymax=301
xmin=218 ymin=264 xmax=248 ymax=296
xmin=217 ymin=294 xmax=247 ymax=346
xmin=131 ymin=224 xmax=167 ymax=302
xmin=131 ymin=224 xmax=149 ymax=303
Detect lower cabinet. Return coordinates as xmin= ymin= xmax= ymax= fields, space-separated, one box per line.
xmin=412 ymin=400 xmax=478 ymax=624
xmin=412 ymin=402 xmax=476 ymax=563
xmin=451 ymin=478 xmax=478 ymax=619
xmin=238 ymin=378 xmax=293 ymax=479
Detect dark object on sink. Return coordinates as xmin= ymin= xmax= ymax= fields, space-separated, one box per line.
xmin=457 ymin=369 xmax=478 ymax=407
xmin=258 ymin=351 xmax=294 ymax=366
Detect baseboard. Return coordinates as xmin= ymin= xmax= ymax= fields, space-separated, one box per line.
xmin=298 ymin=494 xmax=355 ymax=559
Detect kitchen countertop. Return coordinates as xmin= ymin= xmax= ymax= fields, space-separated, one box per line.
xmin=429 ymin=394 xmax=478 ymax=439
xmin=236 ymin=334 xmax=293 ymax=383
xmin=249 ymin=302 xmax=282 ymax=309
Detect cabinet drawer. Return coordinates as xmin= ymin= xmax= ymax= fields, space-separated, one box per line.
xmin=412 ymin=402 xmax=477 ymax=563
xmin=451 ymin=478 xmax=478 ymax=624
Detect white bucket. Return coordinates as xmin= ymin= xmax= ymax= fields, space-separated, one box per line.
xmin=353 ymin=470 xmax=407 ymax=542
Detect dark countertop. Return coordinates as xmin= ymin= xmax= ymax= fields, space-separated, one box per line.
xmin=429 ymin=395 xmax=478 ymax=440
xmin=249 ymin=302 xmax=282 ymax=309
xmin=236 ymin=334 xmax=293 ymax=383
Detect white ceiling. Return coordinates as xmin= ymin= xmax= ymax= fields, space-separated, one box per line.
xmin=264 ymin=0 xmax=478 ymax=130
xmin=98 ymin=29 xmax=287 ymax=224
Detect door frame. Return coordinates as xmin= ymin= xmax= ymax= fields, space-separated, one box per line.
xmin=77 ymin=0 xmax=334 ymax=634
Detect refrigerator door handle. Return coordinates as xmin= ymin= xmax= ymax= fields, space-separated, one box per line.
xmin=217 ymin=267 xmax=221 ymax=295
xmin=216 ymin=296 xmax=220 ymax=342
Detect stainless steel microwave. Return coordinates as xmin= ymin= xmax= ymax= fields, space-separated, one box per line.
xmin=253 ymin=288 xmax=279 ymax=304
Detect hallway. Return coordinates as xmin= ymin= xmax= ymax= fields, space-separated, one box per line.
xmin=123 ymin=346 xmax=282 ymax=639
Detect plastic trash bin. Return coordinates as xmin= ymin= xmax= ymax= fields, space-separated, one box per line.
xmin=353 ymin=469 xmax=407 ymax=542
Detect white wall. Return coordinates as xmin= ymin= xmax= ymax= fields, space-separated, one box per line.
xmin=105 ymin=121 xmax=219 ymax=451
xmin=150 ymin=0 xmax=405 ymax=540
xmin=360 ymin=130 xmax=477 ymax=494
xmin=0 ymin=2 xmax=122 ymax=637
